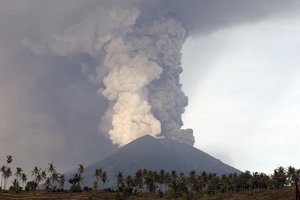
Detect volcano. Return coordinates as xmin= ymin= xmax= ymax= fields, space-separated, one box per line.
xmin=67 ymin=135 xmax=240 ymax=187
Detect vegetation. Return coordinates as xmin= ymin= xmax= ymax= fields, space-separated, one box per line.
xmin=0 ymin=155 xmax=299 ymax=199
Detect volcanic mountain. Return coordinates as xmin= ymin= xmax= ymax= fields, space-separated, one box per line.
xmin=67 ymin=135 xmax=240 ymax=187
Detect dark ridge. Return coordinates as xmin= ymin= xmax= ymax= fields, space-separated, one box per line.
xmin=65 ymin=134 xmax=240 ymax=187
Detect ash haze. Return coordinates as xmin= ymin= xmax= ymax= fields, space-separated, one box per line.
xmin=0 ymin=0 xmax=300 ymax=174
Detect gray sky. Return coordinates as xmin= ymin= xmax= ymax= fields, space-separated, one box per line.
xmin=182 ymin=16 xmax=300 ymax=173
xmin=0 ymin=0 xmax=300 ymax=174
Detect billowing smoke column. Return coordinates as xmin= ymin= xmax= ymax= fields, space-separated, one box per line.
xmin=99 ymin=27 xmax=162 ymax=146
xmin=98 ymin=11 xmax=194 ymax=146
xmin=23 ymin=5 xmax=194 ymax=147
xmin=21 ymin=0 xmax=297 ymax=147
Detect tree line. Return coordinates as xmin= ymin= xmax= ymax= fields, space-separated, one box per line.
xmin=0 ymin=155 xmax=299 ymax=196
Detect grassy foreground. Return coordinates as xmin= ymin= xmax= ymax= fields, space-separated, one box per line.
xmin=0 ymin=187 xmax=296 ymax=200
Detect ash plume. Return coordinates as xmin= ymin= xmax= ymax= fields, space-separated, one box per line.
xmin=37 ymin=6 xmax=195 ymax=146
xmin=99 ymin=14 xmax=194 ymax=146
xmin=21 ymin=0 xmax=300 ymax=147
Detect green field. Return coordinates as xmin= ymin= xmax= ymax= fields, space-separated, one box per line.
xmin=0 ymin=187 xmax=296 ymax=200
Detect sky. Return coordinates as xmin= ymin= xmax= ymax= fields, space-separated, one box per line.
xmin=0 ymin=0 xmax=300 ymax=175
xmin=182 ymin=17 xmax=300 ymax=173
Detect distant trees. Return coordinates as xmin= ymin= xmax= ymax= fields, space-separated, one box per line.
xmin=143 ymin=170 xmax=157 ymax=192
xmin=125 ymin=175 xmax=134 ymax=190
xmin=94 ymin=168 xmax=107 ymax=190
xmin=0 ymin=155 xmax=13 ymax=190
xmin=0 ymin=154 xmax=299 ymax=197
xmin=25 ymin=181 xmax=38 ymax=191
xmin=272 ymin=166 xmax=288 ymax=189
xmin=134 ymin=169 xmax=143 ymax=191
xmin=14 ymin=167 xmax=23 ymax=182
xmin=10 ymin=178 xmax=22 ymax=192
xmin=108 ymin=166 xmax=296 ymax=196
xmin=31 ymin=166 xmax=42 ymax=187
xmin=3 ymin=167 xmax=12 ymax=190
xmin=0 ymin=156 xmax=69 ymax=192
xmin=287 ymin=165 xmax=300 ymax=188
xmin=68 ymin=164 xmax=85 ymax=192
xmin=9 ymin=167 xmax=24 ymax=192
xmin=21 ymin=173 xmax=27 ymax=188
xmin=68 ymin=173 xmax=82 ymax=186
xmin=6 ymin=156 xmax=12 ymax=165
xmin=46 ymin=162 xmax=61 ymax=190
xmin=59 ymin=174 xmax=65 ymax=189
xmin=116 ymin=172 xmax=125 ymax=190
xmin=0 ymin=165 xmax=5 ymax=189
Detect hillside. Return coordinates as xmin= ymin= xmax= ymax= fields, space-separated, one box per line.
xmin=66 ymin=135 xmax=240 ymax=187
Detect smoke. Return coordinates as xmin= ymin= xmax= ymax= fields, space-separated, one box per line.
xmin=99 ymin=14 xmax=194 ymax=146
xmin=21 ymin=0 xmax=300 ymax=147
xmin=94 ymin=8 xmax=195 ymax=146
xmin=23 ymin=4 xmax=195 ymax=146
xmin=101 ymin=36 xmax=162 ymax=146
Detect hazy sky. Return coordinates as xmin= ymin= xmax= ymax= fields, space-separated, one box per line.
xmin=182 ymin=16 xmax=300 ymax=173
xmin=0 ymin=0 xmax=300 ymax=175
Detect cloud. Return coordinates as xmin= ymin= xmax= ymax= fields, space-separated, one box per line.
xmin=1 ymin=0 xmax=300 ymax=173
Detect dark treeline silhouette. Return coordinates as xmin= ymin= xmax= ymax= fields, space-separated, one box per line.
xmin=0 ymin=155 xmax=299 ymax=197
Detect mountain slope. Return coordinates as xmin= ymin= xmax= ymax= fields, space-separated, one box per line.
xmin=67 ymin=135 xmax=240 ymax=187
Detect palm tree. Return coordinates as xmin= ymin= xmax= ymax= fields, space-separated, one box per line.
xmin=41 ymin=170 xmax=47 ymax=182
xmin=0 ymin=165 xmax=6 ymax=189
xmin=248 ymin=172 xmax=257 ymax=190
xmin=287 ymin=166 xmax=297 ymax=186
xmin=31 ymin=167 xmax=45 ymax=188
xmin=3 ymin=167 xmax=12 ymax=190
xmin=68 ymin=173 xmax=84 ymax=187
xmin=6 ymin=155 xmax=12 ymax=165
xmin=25 ymin=181 xmax=38 ymax=191
xmin=188 ymin=170 xmax=198 ymax=192
xmin=1 ymin=155 xmax=13 ymax=190
xmin=206 ymin=173 xmax=220 ymax=194
xmin=51 ymin=172 xmax=59 ymax=189
xmin=164 ymin=171 xmax=171 ymax=191
xmin=125 ymin=175 xmax=134 ymax=189
xmin=296 ymin=169 xmax=300 ymax=182
xmin=15 ymin=167 xmax=23 ymax=182
xmin=78 ymin=164 xmax=84 ymax=176
xmin=11 ymin=178 xmax=21 ymax=192
xmin=228 ymin=173 xmax=238 ymax=192
xmin=59 ymin=174 xmax=65 ymax=189
xmin=77 ymin=164 xmax=84 ymax=187
xmin=116 ymin=172 xmax=125 ymax=190
xmin=134 ymin=169 xmax=144 ymax=192
xmin=94 ymin=168 xmax=103 ymax=190
xmin=157 ymin=170 xmax=166 ymax=192
xmin=144 ymin=170 xmax=156 ymax=192
xmin=220 ymin=174 xmax=230 ymax=193
xmin=31 ymin=166 xmax=40 ymax=180
xmin=47 ymin=163 xmax=61 ymax=189
xmin=178 ymin=172 xmax=188 ymax=193
xmin=101 ymin=171 xmax=108 ymax=188
xmin=257 ymin=172 xmax=269 ymax=189
xmin=47 ymin=162 xmax=56 ymax=176
xmin=169 ymin=170 xmax=178 ymax=193
xmin=44 ymin=177 xmax=52 ymax=190
xmin=36 ymin=173 xmax=43 ymax=187
xmin=272 ymin=166 xmax=287 ymax=189
xmin=236 ymin=171 xmax=252 ymax=191
xmin=21 ymin=173 xmax=27 ymax=188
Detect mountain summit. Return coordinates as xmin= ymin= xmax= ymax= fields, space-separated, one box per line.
xmin=68 ymin=135 xmax=240 ymax=187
